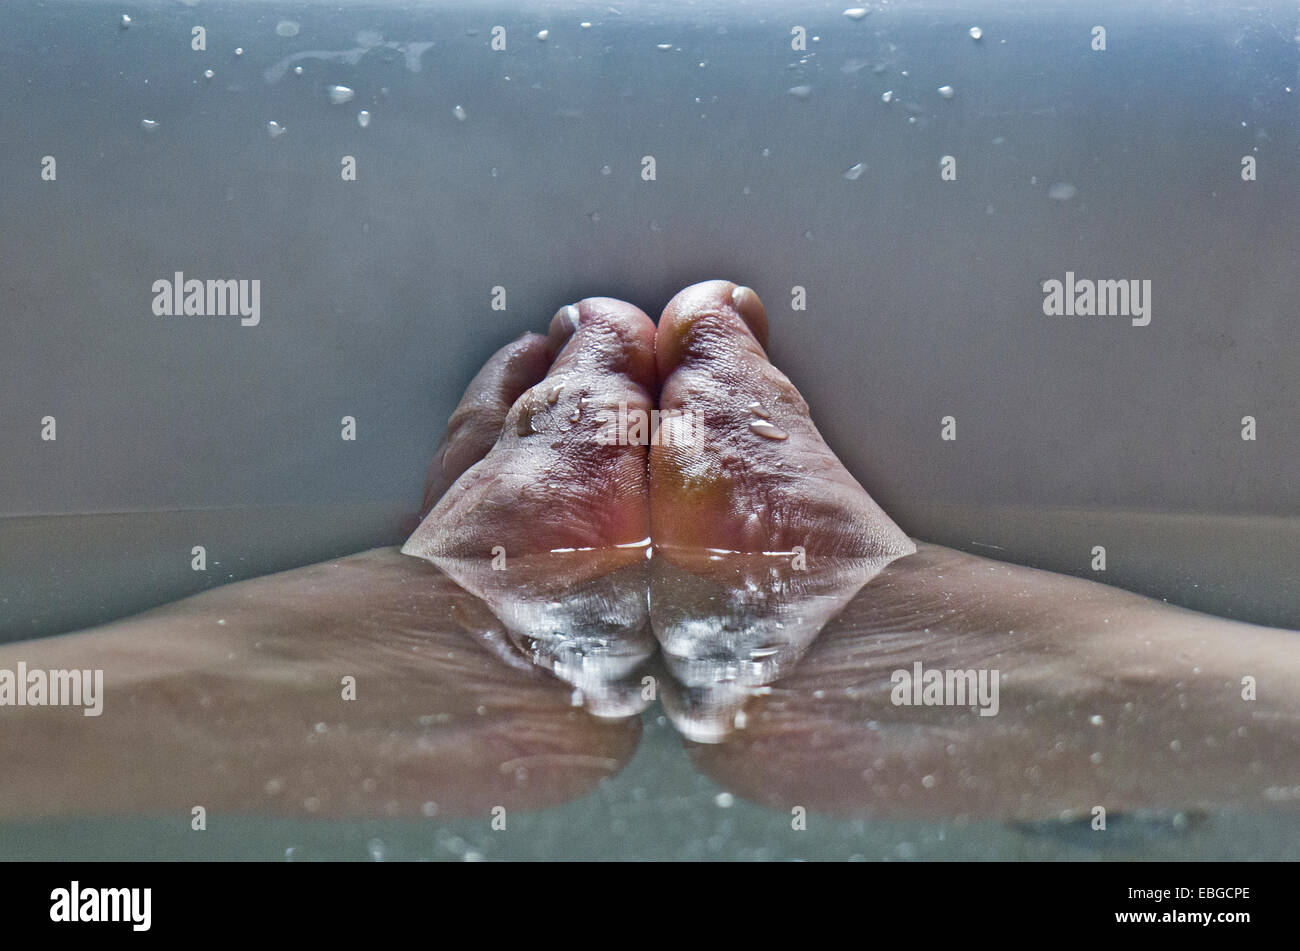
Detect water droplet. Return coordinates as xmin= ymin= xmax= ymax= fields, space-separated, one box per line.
xmin=453 ymin=104 xmax=467 ymax=121
xmin=787 ymin=85 xmax=812 ymax=99
xmin=761 ymin=147 xmax=772 ymax=157
xmin=276 ymin=20 xmax=300 ymax=38
xmin=140 ymin=118 xmax=159 ymax=131
xmin=922 ymin=774 xmax=936 ymax=788
xmin=203 ymin=68 xmax=214 ymax=80
xmin=234 ymin=47 xmax=244 ymax=57
xmin=517 ymin=404 xmax=538 ymax=436
xmin=1089 ymin=714 xmax=1104 ymax=726
xmin=938 ymin=84 xmax=955 ymax=98
xmin=327 ymin=84 xmax=355 ymax=105
xmin=844 ymin=7 xmax=869 ymax=20
xmin=714 ymin=792 xmax=735 ymax=807
xmin=293 ymin=65 xmax=304 ymax=76
xmin=656 ymin=43 xmax=673 ymax=50
xmin=969 ymin=26 xmax=983 ymax=40
xmin=1048 ymin=182 xmax=1077 ymax=201
xmin=747 ymin=402 xmax=771 ymax=419
xmin=600 ymin=164 xmax=611 ymax=175
xmin=844 ymin=162 xmax=865 ymax=180
xmin=750 ymin=419 xmax=789 ymax=441
xmin=580 ymin=22 xmax=592 ymax=29
xmin=357 ymin=110 xmax=371 ymax=127
xmin=120 ymin=14 xmax=131 ymax=29
xmin=267 ymin=120 xmax=286 ymax=138
xmin=546 ymin=382 xmax=565 ymax=404
xmin=536 ymin=29 xmax=549 ymax=41
xmin=881 ymin=90 xmax=893 ymax=103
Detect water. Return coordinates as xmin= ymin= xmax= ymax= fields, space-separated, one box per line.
xmin=2 ymin=534 xmax=1298 ymax=860
xmin=748 ymin=419 xmax=788 ymax=440
xmin=2 ymin=0 xmax=1299 ymax=861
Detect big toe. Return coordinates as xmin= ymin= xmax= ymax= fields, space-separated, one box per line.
xmin=650 ymin=279 xmax=914 ymax=560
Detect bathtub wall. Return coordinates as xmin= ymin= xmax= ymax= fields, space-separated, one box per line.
xmin=2 ymin=0 xmax=1298 ymax=639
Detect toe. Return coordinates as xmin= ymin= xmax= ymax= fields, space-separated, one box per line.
xmin=656 ymin=279 xmax=769 ymax=380
xmin=419 ymin=331 xmax=555 ymax=516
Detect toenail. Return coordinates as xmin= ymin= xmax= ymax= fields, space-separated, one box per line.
xmin=555 ymin=304 xmax=580 ymax=335
xmin=730 ymin=285 xmax=756 ymax=311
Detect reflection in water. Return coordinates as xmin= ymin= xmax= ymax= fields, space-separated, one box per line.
xmin=424 ymin=547 xmax=655 ymax=719
xmin=2 ymin=543 xmax=1298 ymax=830
xmin=424 ymin=544 xmax=889 ymax=743
xmin=649 ymin=548 xmax=890 ymax=743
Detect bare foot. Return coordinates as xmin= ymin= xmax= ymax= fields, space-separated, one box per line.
xmin=647 ymin=280 xmax=1300 ymax=819
xmin=0 ymin=307 xmax=665 ymax=821
xmin=650 ymin=280 xmax=914 ymax=560
xmin=404 ymin=297 xmax=661 ymax=717
xmin=647 ymin=280 xmax=917 ymax=740
xmin=405 ymin=297 xmax=657 ymax=559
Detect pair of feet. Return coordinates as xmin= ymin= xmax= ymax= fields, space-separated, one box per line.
xmin=404 ymin=280 xmax=915 ymax=564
